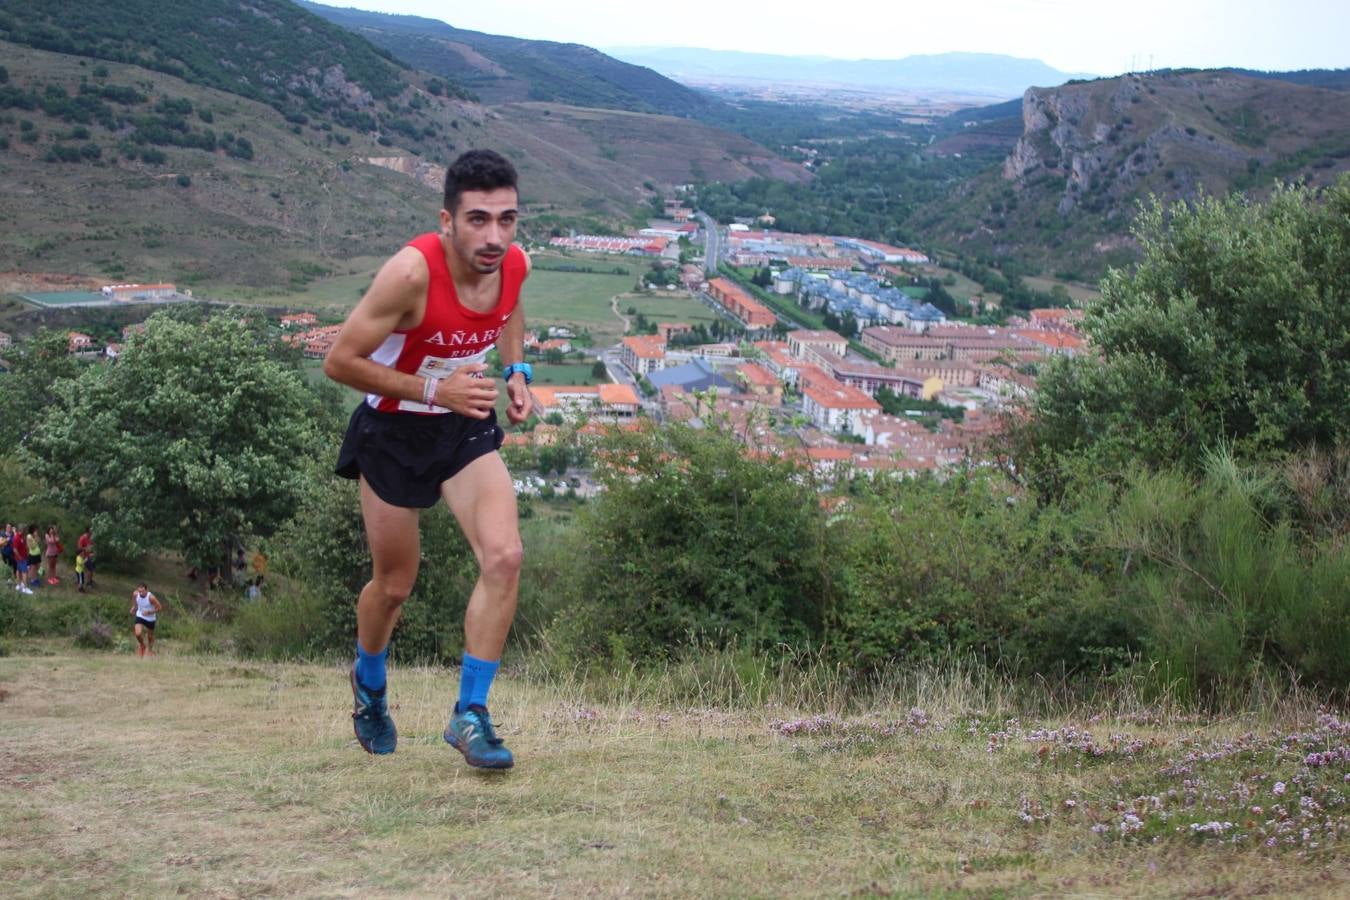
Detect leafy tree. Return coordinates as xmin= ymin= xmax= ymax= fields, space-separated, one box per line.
xmin=21 ymin=312 xmax=328 ymax=575
xmin=591 ymin=360 xmax=608 ymax=380
xmin=0 ymin=330 xmax=87 ymax=453
xmin=1009 ymin=178 xmax=1350 ymax=498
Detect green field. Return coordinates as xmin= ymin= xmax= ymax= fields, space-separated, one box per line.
xmin=525 ymin=268 xmax=635 ymax=331
xmin=226 ymin=248 xmax=679 ymax=350
xmin=918 ymin=265 xmax=1001 ymax=308
xmin=621 ymin=293 xmax=719 ymax=328
xmin=531 ymin=362 xmax=603 ymax=386
xmin=1023 ymin=274 xmax=1104 ymax=305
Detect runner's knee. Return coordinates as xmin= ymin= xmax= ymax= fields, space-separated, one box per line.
xmin=368 ymin=576 xmax=415 ymax=608
xmin=480 ymin=536 xmax=523 ymax=582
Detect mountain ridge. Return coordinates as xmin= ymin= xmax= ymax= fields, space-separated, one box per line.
xmin=300 ymin=2 xmax=722 ymax=118
xmin=604 ymin=47 xmax=1093 ymax=99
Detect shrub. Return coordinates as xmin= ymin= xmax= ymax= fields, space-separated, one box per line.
xmin=550 ymin=417 xmax=833 ymax=662
xmin=74 ymin=619 xmax=114 ymax=650
xmin=233 ymin=588 xmax=322 ymax=660
xmin=268 ymin=472 xmax=478 ymax=664
xmin=1102 ymin=450 xmax=1350 ymax=699
xmin=825 ymin=471 xmax=1123 ymax=674
xmin=1008 ymin=178 xmax=1350 ymax=500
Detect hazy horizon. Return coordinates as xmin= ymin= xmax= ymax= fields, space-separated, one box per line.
xmin=320 ymin=0 xmax=1350 ymax=78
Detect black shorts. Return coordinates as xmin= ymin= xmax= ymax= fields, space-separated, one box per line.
xmin=335 ymin=402 xmax=504 ymax=509
xmin=134 ymin=616 xmax=156 ymax=630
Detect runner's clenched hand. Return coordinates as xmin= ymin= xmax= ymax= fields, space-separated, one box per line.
xmin=436 ymin=364 xmax=497 ymax=418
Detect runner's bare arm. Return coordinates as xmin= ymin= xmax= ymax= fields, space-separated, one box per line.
xmin=501 ymin=250 xmax=533 ymax=424
xmin=323 ymin=247 xmax=432 ymax=402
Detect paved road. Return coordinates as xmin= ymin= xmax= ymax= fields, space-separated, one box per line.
xmin=696 ymin=211 xmax=721 ymax=275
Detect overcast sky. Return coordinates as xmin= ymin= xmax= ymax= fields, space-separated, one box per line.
xmin=328 ymin=0 xmax=1349 ymax=77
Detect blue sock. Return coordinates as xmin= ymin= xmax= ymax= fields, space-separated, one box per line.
xmin=458 ymin=652 xmax=500 ymax=711
xmin=355 ymin=640 xmax=388 ymax=692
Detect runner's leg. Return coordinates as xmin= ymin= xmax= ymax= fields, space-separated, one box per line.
xmin=356 ymin=476 xmax=421 ymax=662
xmin=440 ymin=452 xmax=522 ymax=661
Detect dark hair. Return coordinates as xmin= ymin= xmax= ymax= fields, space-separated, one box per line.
xmin=443 ymin=149 xmax=517 ymax=212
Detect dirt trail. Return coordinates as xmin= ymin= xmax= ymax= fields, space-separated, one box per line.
xmin=610 ymin=295 xmax=631 ymax=331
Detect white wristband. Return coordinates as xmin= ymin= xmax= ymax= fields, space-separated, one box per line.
xmin=422 ymin=376 xmax=441 ymax=407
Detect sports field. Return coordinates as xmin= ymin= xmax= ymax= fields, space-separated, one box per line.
xmin=17 ymin=290 xmax=110 ymax=306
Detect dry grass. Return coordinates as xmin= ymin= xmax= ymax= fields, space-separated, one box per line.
xmin=0 ymin=651 xmax=1345 ymax=898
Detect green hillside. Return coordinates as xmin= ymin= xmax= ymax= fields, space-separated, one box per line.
xmin=692 ymin=69 xmax=1350 ymax=280
xmin=0 ymin=0 xmax=801 ymax=292
xmin=0 ymin=39 xmax=480 ymax=289
xmin=0 ymin=0 xmax=472 ymax=119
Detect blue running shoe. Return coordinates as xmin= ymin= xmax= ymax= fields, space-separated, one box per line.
xmin=444 ymin=704 xmax=514 ymax=769
xmin=350 ymin=665 xmax=396 ymax=754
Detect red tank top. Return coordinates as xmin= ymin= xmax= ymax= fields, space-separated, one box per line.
xmin=365 ymin=234 xmax=526 ymax=414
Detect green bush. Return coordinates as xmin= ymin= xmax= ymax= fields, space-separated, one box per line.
xmin=825 ymin=472 xmax=1123 ymax=674
xmin=73 ymin=618 xmax=114 ymax=649
xmin=4 ymin=591 xmax=126 ymax=639
xmin=231 ymin=588 xmax=322 ymax=659
xmin=547 ymin=417 xmax=833 ymax=662
xmin=1102 ymin=450 xmax=1350 ymax=699
xmin=1010 ymin=177 xmax=1350 ymax=499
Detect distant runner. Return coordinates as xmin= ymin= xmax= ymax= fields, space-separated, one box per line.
xmin=130 ymin=584 xmax=162 ymax=658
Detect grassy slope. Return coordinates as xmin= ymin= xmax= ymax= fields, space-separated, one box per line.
xmin=1 ymin=652 xmax=1345 ymax=896
xmin=0 ymin=41 xmax=453 ymax=289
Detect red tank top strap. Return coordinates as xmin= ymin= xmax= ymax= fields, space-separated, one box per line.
xmin=407 ymin=233 xmax=448 ymax=285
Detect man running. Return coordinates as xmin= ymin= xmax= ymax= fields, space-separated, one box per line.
xmin=324 ymin=149 xmax=533 ymax=769
xmin=130 ymin=583 xmax=162 ymax=658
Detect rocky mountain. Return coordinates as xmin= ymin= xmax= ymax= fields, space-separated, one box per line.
xmin=923 ymin=69 xmax=1350 ymax=276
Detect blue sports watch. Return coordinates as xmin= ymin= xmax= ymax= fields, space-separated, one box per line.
xmin=502 ymin=362 xmax=534 ymax=384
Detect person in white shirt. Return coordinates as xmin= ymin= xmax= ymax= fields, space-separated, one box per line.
xmin=130 ymin=584 xmax=162 ymax=658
